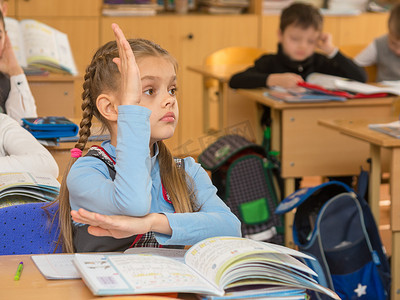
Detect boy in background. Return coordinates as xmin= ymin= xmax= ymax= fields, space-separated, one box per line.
xmin=0 ymin=1 xmax=37 ymax=122
xmin=229 ymin=2 xmax=365 ymax=188
xmin=355 ymin=3 xmax=400 ymax=82
xmin=229 ymin=2 xmax=366 ymax=90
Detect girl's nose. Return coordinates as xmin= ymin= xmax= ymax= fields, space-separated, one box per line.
xmin=162 ymin=93 xmax=176 ymax=107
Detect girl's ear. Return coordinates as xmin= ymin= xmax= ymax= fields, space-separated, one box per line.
xmin=96 ymin=94 xmax=118 ymax=122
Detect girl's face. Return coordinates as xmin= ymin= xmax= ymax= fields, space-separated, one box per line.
xmin=279 ymin=24 xmax=320 ymax=61
xmin=137 ymin=56 xmax=179 ymax=145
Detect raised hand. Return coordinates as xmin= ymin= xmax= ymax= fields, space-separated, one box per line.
xmin=111 ymin=23 xmax=141 ymax=106
xmin=0 ymin=34 xmax=23 ymax=76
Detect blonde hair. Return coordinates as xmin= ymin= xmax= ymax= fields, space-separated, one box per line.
xmin=55 ymin=38 xmax=197 ymax=253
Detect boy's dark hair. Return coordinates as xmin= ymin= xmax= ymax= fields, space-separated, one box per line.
xmin=389 ymin=3 xmax=400 ymax=39
xmin=280 ymin=2 xmax=323 ymax=32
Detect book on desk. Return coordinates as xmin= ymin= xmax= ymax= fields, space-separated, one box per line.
xmin=369 ymin=120 xmax=400 ymax=139
xmin=70 ymin=236 xmax=339 ymax=299
xmin=5 ymin=17 xmax=78 ymax=75
xmin=0 ymin=172 xmax=60 ymax=208
xmin=266 ymin=73 xmax=400 ymax=103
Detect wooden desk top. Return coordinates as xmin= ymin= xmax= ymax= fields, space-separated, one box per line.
xmin=318 ymin=118 xmax=400 ymax=148
xmin=187 ymin=64 xmax=249 ymax=82
xmin=0 ymin=254 xmax=193 ymax=300
xmin=236 ymin=89 xmax=397 ymax=110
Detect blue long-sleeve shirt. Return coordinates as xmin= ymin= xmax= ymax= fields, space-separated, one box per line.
xmin=67 ymin=105 xmax=241 ymax=246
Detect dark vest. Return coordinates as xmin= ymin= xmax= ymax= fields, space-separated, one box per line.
xmin=376 ymin=35 xmax=400 ymax=82
xmin=0 ymin=73 xmax=11 ymax=114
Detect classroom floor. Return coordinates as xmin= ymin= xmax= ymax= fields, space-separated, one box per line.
xmin=301 ymin=175 xmax=392 ymax=257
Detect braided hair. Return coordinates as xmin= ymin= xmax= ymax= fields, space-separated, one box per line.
xmin=55 ymin=38 xmax=197 ymax=253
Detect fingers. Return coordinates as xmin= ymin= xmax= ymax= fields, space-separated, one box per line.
xmin=71 ymin=208 xmax=108 ymax=226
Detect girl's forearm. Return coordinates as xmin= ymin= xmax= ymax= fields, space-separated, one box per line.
xmin=148 ymin=213 xmax=172 ymax=235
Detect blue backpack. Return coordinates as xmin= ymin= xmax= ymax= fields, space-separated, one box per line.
xmin=275 ymin=181 xmax=391 ymax=300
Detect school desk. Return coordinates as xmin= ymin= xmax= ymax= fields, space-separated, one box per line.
xmin=318 ymin=117 xmax=400 ymax=300
xmin=0 ymin=254 xmax=195 ymax=300
xmin=43 ymin=118 xmax=108 ymax=178
xmin=27 ymin=74 xmax=77 ymax=118
xmin=187 ymin=64 xmax=259 ymax=136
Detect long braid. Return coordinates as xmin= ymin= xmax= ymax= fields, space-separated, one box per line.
xmin=56 ymin=62 xmax=98 ymax=253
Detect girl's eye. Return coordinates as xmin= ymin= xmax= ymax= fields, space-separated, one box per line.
xmin=169 ymin=88 xmax=177 ymax=96
xmin=144 ymin=89 xmax=154 ymax=96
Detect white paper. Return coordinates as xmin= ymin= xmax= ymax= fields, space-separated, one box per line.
xmin=32 ymin=254 xmax=80 ymax=279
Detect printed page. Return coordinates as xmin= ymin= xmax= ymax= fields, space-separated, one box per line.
xmin=32 ymin=254 xmax=80 ymax=279
xmin=124 ymin=247 xmax=187 ymax=263
xmin=184 ymin=237 xmax=316 ymax=287
xmin=4 ymin=17 xmax=27 ymax=68
xmin=19 ymin=19 xmax=77 ymax=74
xmin=369 ymin=120 xmax=400 ymax=138
xmin=334 ymin=79 xmax=400 ymax=95
xmin=74 ymin=254 xmax=222 ymax=296
xmin=0 ymin=172 xmax=58 ymax=191
xmin=19 ymin=20 xmax=59 ymax=64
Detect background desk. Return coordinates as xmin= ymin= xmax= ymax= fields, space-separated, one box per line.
xmin=27 ymin=74 xmax=76 ymax=118
xmin=187 ymin=65 xmax=259 ymax=140
xmin=0 ymin=254 xmax=194 ymax=300
xmin=318 ymin=118 xmax=400 ymax=300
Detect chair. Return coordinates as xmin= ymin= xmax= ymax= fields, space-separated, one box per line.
xmin=203 ymin=46 xmax=266 ymax=133
xmin=339 ymin=44 xmax=377 ymax=82
xmin=0 ymin=202 xmax=62 ymax=255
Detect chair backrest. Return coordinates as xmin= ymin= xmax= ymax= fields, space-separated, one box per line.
xmin=0 ymin=202 xmax=62 ymax=255
xmin=339 ymin=44 xmax=377 ymax=82
xmin=205 ymin=46 xmax=265 ymax=66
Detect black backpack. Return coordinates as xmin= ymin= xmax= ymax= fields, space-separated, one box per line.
xmin=275 ymin=181 xmax=391 ymax=299
xmin=198 ymin=134 xmax=284 ymax=244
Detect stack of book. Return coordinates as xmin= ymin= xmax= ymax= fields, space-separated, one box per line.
xmin=0 ymin=172 xmax=60 ymax=208
xmin=327 ymin=0 xmax=368 ymax=12
xmin=198 ymin=0 xmax=249 ymax=14
xmin=262 ymin=0 xmax=293 ymax=14
xmin=102 ymin=0 xmax=164 ymax=16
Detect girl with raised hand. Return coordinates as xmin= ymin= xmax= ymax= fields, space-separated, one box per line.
xmin=57 ymin=23 xmax=241 ymax=253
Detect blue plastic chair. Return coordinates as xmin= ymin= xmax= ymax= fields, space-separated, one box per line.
xmin=0 ymin=202 xmax=62 ymax=255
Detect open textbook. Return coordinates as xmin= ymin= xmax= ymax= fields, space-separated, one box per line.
xmin=0 ymin=172 xmax=60 ymax=208
xmin=305 ymin=73 xmax=400 ymax=96
xmin=369 ymin=120 xmax=400 ymax=139
xmin=4 ymin=17 xmax=78 ymax=75
xmin=73 ymin=236 xmax=340 ymax=299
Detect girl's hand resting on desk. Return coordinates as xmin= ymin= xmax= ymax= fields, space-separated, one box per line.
xmin=111 ymin=23 xmax=142 ymax=106
xmin=71 ymin=208 xmax=172 ymax=239
xmin=267 ymin=73 xmax=304 ymax=89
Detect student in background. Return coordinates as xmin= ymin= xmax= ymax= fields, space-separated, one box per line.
xmin=355 ymin=3 xmax=400 ymax=82
xmin=0 ymin=4 xmax=37 ymax=122
xmin=57 ymin=23 xmax=241 ymax=253
xmin=229 ymin=2 xmax=365 ymax=188
xmin=0 ymin=113 xmax=59 ymax=177
xmin=229 ymin=2 xmax=366 ymax=90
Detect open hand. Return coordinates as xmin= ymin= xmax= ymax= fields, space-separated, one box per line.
xmin=71 ymin=208 xmax=153 ymax=239
xmin=111 ymin=23 xmax=141 ymax=106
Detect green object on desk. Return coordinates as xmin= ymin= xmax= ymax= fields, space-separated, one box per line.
xmin=14 ymin=261 xmax=23 ymax=281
